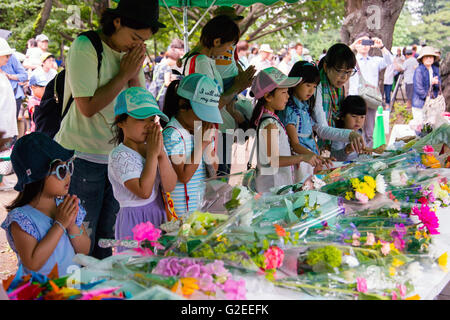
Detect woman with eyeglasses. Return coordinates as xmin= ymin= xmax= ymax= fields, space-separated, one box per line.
xmin=1 ymin=132 xmax=91 ymax=277
xmin=314 ymin=43 xmax=365 ymax=156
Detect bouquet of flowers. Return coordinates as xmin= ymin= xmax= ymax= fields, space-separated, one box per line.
xmin=2 ymin=264 xmax=125 ymax=300
xmin=321 ymin=174 xmax=385 ymax=204
xmin=126 ymin=257 xmax=247 ymax=300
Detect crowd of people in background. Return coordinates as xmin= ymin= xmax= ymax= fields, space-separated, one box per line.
xmin=0 ymin=0 xmax=444 ymax=278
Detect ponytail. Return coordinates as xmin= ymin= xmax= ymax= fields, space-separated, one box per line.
xmin=162 ymin=80 xmax=191 ymax=126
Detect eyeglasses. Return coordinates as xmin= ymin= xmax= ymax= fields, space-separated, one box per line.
xmin=49 ymin=159 xmax=74 ymax=180
xmin=333 ymin=67 xmax=358 ymax=78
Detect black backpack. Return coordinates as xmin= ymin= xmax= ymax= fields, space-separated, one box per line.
xmin=34 ymin=31 xmax=103 ymax=138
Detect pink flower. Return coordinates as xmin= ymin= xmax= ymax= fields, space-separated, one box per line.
xmin=198 ymin=273 xmax=216 ymax=292
xmin=392 ymin=291 xmax=398 ymax=300
xmin=204 ymin=260 xmax=230 ymax=279
xmin=380 ymin=241 xmax=391 ymax=256
xmin=223 ymin=278 xmax=246 ymax=300
xmin=263 ymin=246 xmax=284 ymax=270
xmin=180 ymin=264 xmax=201 ymax=278
xmin=397 ymin=284 xmax=407 ymax=298
xmin=423 ymin=145 xmax=434 ymax=155
xmin=352 ymin=233 xmax=361 ymax=246
xmin=132 ymin=221 xmax=162 ymax=242
xmin=365 ymin=232 xmax=376 ymax=246
xmin=411 ymin=205 xmax=440 ymax=235
xmin=356 ymin=277 xmax=368 ymax=293
xmin=355 ymin=192 xmax=369 ymax=204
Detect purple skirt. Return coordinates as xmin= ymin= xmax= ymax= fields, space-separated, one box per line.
xmin=115 ymin=194 xmax=166 ymax=253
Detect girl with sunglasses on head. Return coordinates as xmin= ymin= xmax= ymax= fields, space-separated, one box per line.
xmin=1 ymin=132 xmax=90 ymax=277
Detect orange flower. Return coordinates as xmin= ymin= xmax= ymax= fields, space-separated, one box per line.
xmin=274 ymin=224 xmax=286 ymax=237
xmin=405 ymin=294 xmax=421 ymax=300
xmin=171 ymin=278 xmax=199 ymax=297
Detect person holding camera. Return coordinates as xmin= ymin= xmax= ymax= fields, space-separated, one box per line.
xmin=348 ymin=33 xmax=393 ymax=148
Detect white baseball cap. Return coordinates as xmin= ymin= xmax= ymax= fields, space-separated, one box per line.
xmin=36 ymin=34 xmax=49 ymax=42
xmin=177 ymin=73 xmax=223 ymax=124
xmin=250 ymin=67 xmax=302 ymax=99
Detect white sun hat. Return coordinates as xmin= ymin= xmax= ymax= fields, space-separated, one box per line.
xmin=0 ymin=38 xmax=15 ymax=56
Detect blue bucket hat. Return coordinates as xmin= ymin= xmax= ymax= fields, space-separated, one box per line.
xmin=114 ymin=87 xmax=169 ymax=122
xmin=11 ymin=132 xmax=74 ymax=192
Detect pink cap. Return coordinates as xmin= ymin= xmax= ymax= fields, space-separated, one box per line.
xmin=250 ymin=67 xmax=302 ymax=99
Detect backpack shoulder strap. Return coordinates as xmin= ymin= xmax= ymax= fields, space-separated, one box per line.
xmin=62 ymin=31 xmax=103 ymax=120
xmin=182 ymin=52 xmax=201 ymax=75
xmin=78 ymin=30 xmax=103 ymax=74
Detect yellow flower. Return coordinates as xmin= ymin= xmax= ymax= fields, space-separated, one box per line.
xmin=364 ymin=176 xmax=376 ymax=189
xmin=438 ymin=252 xmax=448 ymax=272
xmin=392 ymin=258 xmax=405 ymax=267
xmin=350 ymin=178 xmax=360 ymax=188
xmin=345 ymin=191 xmax=354 ymax=200
xmin=389 ymin=267 xmax=396 ymax=276
xmin=172 ymin=277 xmax=199 ymax=297
xmin=415 ymin=230 xmax=422 ymax=240
xmin=406 ymin=294 xmax=421 ymax=300
xmin=390 ymin=243 xmax=399 ymax=254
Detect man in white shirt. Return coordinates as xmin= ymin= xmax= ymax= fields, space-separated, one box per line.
xmin=399 ymin=49 xmax=419 ymax=109
xmin=251 ymin=44 xmax=273 ymax=73
xmin=349 ymin=34 xmax=393 ymax=148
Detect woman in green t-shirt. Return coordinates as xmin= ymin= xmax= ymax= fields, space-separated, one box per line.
xmin=55 ymin=0 xmax=165 ymax=259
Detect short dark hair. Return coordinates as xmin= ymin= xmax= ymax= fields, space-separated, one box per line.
xmin=100 ymin=10 xmax=157 ymax=36
xmin=200 ymin=15 xmax=240 ymax=49
xmin=318 ymin=43 xmax=356 ymax=71
xmin=335 ymin=95 xmax=367 ymax=129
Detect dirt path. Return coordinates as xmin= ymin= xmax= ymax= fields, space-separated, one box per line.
xmin=0 ymin=174 xmax=18 ymax=280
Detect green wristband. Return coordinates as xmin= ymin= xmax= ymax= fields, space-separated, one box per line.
xmin=69 ymin=227 xmax=83 ymax=239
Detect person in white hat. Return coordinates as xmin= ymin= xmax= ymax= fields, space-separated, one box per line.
xmin=23 ymin=34 xmax=56 ymax=72
xmin=30 ymin=52 xmax=57 ymax=83
xmin=411 ymin=46 xmax=441 ymax=127
xmin=250 ymin=44 xmax=274 ymax=73
xmin=0 ymin=38 xmax=18 ymax=141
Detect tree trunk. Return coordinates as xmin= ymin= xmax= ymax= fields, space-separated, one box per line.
xmin=34 ymin=0 xmax=54 ymax=36
xmin=341 ymin=0 xmax=406 ymax=100
xmin=340 ymin=0 xmax=405 ymax=50
xmin=440 ymin=53 xmax=450 ymax=111
xmin=92 ymin=0 xmax=110 ymax=18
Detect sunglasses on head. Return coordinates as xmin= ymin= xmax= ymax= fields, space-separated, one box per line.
xmin=49 ymin=158 xmax=74 ymax=180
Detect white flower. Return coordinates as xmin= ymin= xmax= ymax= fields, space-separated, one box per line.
xmin=372 ymin=161 xmax=388 ymax=171
xmin=390 ymin=170 xmax=408 ymax=187
xmin=342 ymin=255 xmax=359 ymax=268
xmin=375 ymin=174 xmax=386 ymax=194
xmin=407 ymin=262 xmax=423 ymax=279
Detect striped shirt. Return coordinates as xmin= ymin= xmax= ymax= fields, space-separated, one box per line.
xmin=162 ymin=118 xmax=206 ymax=216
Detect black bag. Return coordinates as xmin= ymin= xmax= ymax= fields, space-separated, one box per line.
xmin=34 ymin=31 xmax=103 ymax=138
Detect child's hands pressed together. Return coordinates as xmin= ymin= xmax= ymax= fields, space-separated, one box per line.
xmin=146 ymin=123 xmax=163 ymax=158
xmin=55 ymin=195 xmax=79 ymax=229
xmin=202 ymin=122 xmax=216 ymax=149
